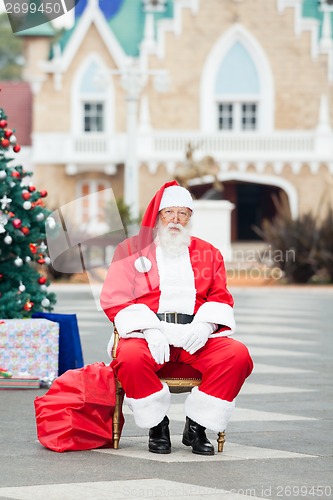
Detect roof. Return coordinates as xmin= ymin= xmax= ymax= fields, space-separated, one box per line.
xmin=0 ymin=82 xmax=32 ymax=146
xmin=53 ymin=0 xmax=333 ymax=60
xmin=59 ymin=0 xmax=174 ymax=57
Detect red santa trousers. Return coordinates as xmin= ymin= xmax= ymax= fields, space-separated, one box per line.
xmin=112 ymin=336 xmax=253 ymax=432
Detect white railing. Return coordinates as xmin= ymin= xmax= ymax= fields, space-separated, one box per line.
xmin=32 ymin=130 xmax=331 ymax=164
xmin=152 ymin=132 xmax=316 ymax=155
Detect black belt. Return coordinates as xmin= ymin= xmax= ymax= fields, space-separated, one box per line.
xmin=156 ymin=312 xmax=194 ymax=324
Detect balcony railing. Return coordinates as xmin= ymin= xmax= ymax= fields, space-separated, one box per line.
xmin=32 ymin=129 xmax=331 ymax=164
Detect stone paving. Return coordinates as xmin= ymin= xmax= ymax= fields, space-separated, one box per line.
xmin=0 ymin=285 xmax=332 ymax=500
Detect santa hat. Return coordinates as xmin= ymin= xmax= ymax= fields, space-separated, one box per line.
xmin=158 ymin=185 xmax=194 ymax=211
xmin=138 ymin=180 xmax=193 ymax=249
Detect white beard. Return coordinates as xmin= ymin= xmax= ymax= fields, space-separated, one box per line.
xmin=156 ymin=219 xmax=191 ymax=257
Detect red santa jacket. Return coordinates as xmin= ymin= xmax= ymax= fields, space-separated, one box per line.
xmin=100 ymin=234 xmax=236 ymax=339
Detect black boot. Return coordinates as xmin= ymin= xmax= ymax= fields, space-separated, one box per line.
xmin=182 ymin=416 xmax=214 ymax=455
xmin=148 ymin=415 xmax=171 ymax=454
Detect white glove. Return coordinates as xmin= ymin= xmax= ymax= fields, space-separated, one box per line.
xmin=143 ymin=328 xmax=170 ymax=365
xmin=182 ymin=323 xmax=217 ymax=355
xmin=160 ymin=321 xmax=192 ymax=347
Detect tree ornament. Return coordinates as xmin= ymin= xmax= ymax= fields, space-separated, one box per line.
xmin=40 ymin=190 xmax=48 ymax=197
xmin=0 ymin=195 xmax=12 ymax=209
xmin=0 ymin=170 xmax=7 ymax=179
xmin=21 ymin=227 xmax=30 ymax=235
xmin=14 ymin=257 xmax=23 ymax=267
xmin=38 ymin=276 xmax=47 ymax=285
xmin=13 ymin=145 xmax=21 ymax=153
xmin=39 ymin=242 xmax=47 ymax=252
xmin=12 ymin=218 xmax=22 ymax=229
xmin=4 ymin=129 xmax=12 ymax=138
xmin=1 ymin=139 xmax=10 ymax=148
xmin=40 ymin=284 xmax=47 ymax=291
xmin=29 ymin=243 xmax=37 ymax=254
xmin=41 ymin=297 xmax=50 ymax=307
xmin=11 ymin=170 xmax=20 ymax=178
xmin=23 ymin=301 xmax=34 ymax=311
xmin=0 ymin=119 xmax=7 ymax=128
xmin=23 ymin=201 xmax=32 ymax=210
xmin=22 ymin=191 xmax=31 ymax=200
xmin=37 ymin=257 xmax=45 ymax=264
xmin=25 ymin=256 xmax=31 ymax=262
xmin=44 ymin=257 xmax=51 ymax=265
xmin=28 ymin=185 xmax=36 ymax=192
xmin=35 ymin=213 xmax=44 ymax=221
xmin=46 ymin=217 xmax=56 ymax=229
xmin=4 ymin=234 xmax=12 ymax=244
xmin=18 ymin=282 xmax=26 ymax=292
xmin=9 ymin=135 xmax=17 ymax=145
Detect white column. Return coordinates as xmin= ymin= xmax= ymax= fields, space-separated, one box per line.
xmin=120 ymin=69 xmax=146 ymax=220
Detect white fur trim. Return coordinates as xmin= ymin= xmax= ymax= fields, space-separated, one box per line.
xmin=194 ymin=302 xmax=236 ymax=335
xmin=134 ymin=256 xmax=152 ymax=273
xmin=159 ymin=186 xmax=193 ymax=211
xmin=156 ymin=246 xmax=196 ymax=315
xmin=115 ymin=303 xmax=160 ymax=337
xmin=185 ymin=386 xmax=235 ymax=432
xmin=124 ymin=382 xmax=171 ymax=428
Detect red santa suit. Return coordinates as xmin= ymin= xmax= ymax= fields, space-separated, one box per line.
xmin=101 ymin=181 xmax=253 ymax=431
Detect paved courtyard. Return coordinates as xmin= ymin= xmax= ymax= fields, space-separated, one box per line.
xmin=0 ymin=285 xmax=332 ymax=500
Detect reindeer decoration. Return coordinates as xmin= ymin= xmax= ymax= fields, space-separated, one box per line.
xmin=174 ymin=142 xmax=224 ymax=195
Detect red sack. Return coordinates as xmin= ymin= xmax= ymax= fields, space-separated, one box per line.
xmin=34 ymin=362 xmax=124 ymax=452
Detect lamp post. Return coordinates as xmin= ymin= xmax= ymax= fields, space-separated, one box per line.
xmin=108 ymin=65 xmax=169 ymax=221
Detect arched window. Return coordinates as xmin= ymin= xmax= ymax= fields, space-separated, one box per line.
xmin=200 ymin=25 xmax=274 ymax=133
xmin=215 ymin=41 xmax=260 ymax=131
xmin=71 ymin=55 xmax=114 ymax=135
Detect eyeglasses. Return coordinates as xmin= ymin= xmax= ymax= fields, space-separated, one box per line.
xmin=160 ymin=209 xmax=191 ymax=222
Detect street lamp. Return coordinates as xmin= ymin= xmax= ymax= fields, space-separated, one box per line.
xmin=109 ymin=64 xmax=169 ymax=221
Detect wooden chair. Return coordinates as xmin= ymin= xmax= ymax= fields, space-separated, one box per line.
xmin=111 ymin=327 xmax=226 ymax=452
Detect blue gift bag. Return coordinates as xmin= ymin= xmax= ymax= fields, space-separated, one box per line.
xmin=32 ymin=312 xmax=84 ymax=376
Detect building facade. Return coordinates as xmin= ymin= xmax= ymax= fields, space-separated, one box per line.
xmin=20 ymin=0 xmax=333 ymax=241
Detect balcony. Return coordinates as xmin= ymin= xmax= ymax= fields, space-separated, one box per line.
xmin=32 ymin=129 xmax=333 ymax=166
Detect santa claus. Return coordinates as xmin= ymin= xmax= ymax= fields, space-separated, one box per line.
xmin=101 ymin=181 xmax=253 ymax=455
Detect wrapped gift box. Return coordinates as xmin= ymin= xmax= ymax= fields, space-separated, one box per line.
xmin=0 ymin=376 xmax=40 ymax=389
xmin=0 ymin=319 xmax=59 ymax=379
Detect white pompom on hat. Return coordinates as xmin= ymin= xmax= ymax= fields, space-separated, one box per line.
xmin=158 ymin=186 xmax=193 ymax=211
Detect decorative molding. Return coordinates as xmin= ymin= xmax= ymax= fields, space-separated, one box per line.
xmin=140 ymin=0 xmax=200 ymax=61
xmin=277 ymin=0 xmax=333 ymax=81
xmin=42 ymin=2 xmax=128 ymax=75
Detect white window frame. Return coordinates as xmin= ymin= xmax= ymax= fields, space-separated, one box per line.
xmin=82 ymin=100 xmax=105 ymax=133
xmin=71 ymin=54 xmax=115 ymax=136
xmin=200 ymin=24 xmax=275 ymax=133
xmin=216 ymin=95 xmax=259 ymax=131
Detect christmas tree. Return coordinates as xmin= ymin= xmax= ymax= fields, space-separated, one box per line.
xmin=0 ymin=107 xmax=56 ymax=318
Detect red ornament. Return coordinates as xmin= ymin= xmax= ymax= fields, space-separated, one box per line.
xmin=1 ymin=139 xmax=10 ymax=148
xmin=23 ymin=301 xmax=34 ymax=311
xmin=29 ymin=243 xmax=37 ymax=254
xmin=40 ymin=190 xmax=48 ymax=197
xmin=0 ymin=119 xmax=7 ymax=128
xmin=12 ymin=218 xmax=22 ymax=229
xmin=37 ymin=258 xmax=45 ymax=265
xmin=22 ymin=191 xmax=31 ymax=201
xmin=0 ymin=274 xmax=3 ymax=279
xmin=11 ymin=170 xmax=20 ymax=178
xmin=28 ymin=185 xmax=36 ymax=192
xmin=4 ymin=129 xmax=12 ymax=138
xmin=13 ymin=145 xmax=21 ymax=153
xmin=38 ymin=276 xmax=47 ymax=285
xmin=21 ymin=227 xmax=30 ymax=235
xmin=8 ymin=212 xmax=15 ymax=218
